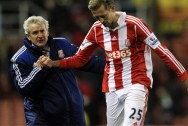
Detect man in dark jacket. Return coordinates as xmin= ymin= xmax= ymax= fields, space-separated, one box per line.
xmin=10 ymin=16 xmax=105 ymax=126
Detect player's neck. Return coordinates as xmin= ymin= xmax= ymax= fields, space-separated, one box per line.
xmin=111 ymin=12 xmax=123 ymax=29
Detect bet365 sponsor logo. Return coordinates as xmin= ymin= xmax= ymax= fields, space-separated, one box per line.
xmin=105 ymin=49 xmax=131 ymax=59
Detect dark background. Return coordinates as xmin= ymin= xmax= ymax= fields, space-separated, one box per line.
xmin=0 ymin=0 xmax=188 ymax=125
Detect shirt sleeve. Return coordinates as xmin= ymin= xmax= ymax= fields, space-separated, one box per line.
xmin=77 ymin=55 xmax=105 ymax=74
xmin=59 ymin=26 xmax=99 ymax=69
xmin=133 ymin=17 xmax=188 ymax=81
xmin=152 ymin=44 xmax=188 ymax=81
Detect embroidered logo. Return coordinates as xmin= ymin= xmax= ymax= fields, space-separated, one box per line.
xmin=125 ymin=39 xmax=131 ymax=47
xmin=112 ymin=36 xmax=117 ymax=41
xmin=58 ymin=50 xmax=65 ymax=59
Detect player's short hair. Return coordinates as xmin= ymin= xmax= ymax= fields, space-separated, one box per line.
xmin=88 ymin=0 xmax=114 ymax=11
xmin=23 ymin=16 xmax=49 ymax=35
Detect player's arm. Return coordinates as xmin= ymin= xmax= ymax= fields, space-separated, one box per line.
xmin=77 ymin=55 xmax=105 ymax=74
xmin=53 ymin=25 xmax=99 ymax=69
xmin=51 ymin=46 xmax=105 ymax=74
xmin=132 ymin=16 xmax=188 ymax=82
xmin=153 ymin=43 xmax=188 ymax=81
xmin=140 ymin=26 xmax=188 ymax=81
xmin=52 ymin=42 xmax=98 ymax=69
xmin=153 ymin=44 xmax=188 ymax=90
xmin=143 ymin=32 xmax=188 ymax=82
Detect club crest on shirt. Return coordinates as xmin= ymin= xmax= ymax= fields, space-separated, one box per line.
xmin=112 ymin=36 xmax=117 ymax=41
xmin=125 ymin=39 xmax=131 ymax=47
xmin=58 ymin=50 xmax=65 ymax=59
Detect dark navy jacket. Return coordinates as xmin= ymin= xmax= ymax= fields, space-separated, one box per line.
xmin=10 ymin=37 xmax=105 ymax=126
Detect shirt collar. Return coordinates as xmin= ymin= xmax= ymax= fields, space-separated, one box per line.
xmin=117 ymin=12 xmax=126 ymax=27
xmin=101 ymin=12 xmax=126 ymax=31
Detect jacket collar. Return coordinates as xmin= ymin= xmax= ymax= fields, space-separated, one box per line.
xmin=24 ymin=36 xmax=54 ymax=55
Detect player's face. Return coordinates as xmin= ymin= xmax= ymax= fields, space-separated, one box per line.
xmin=91 ymin=4 xmax=116 ymax=29
xmin=27 ymin=23 xmax=49 ymax=48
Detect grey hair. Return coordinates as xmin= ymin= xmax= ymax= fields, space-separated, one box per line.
xmin=88 ymin=0 xmax=114 ymax=11
xmin=23 ymin=16 xmax=49 ymax=34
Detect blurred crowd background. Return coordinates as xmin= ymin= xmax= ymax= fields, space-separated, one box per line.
xmin=0 ymin=0 xmax=188 ymax=126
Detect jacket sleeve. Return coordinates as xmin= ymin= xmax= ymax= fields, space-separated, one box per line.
xmin=10 ymin=61 xmax=49 ymax=97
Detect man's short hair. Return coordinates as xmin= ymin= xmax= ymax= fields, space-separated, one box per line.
xmin=88 ymin=0 xmax=114 ymax=11
xmin=23 ymin=16 xmax=49 ymax=35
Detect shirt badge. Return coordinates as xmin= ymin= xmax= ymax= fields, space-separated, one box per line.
xmin=58 ymin=50 xmax=65 ymax=59
xmin=125 ymin=39 xmax=131 ymax=47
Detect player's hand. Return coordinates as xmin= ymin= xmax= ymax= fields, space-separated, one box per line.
xmin=36 ymin=55 xmax=53 ymax=68
xmin=36 ymin=55 xmax=45 ymax=67
xmin=42 ymin=57 xmax=53 ymax=68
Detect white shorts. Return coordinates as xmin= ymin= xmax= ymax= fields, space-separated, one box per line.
xmin=105 ymin=84 xmax=149 ymax=126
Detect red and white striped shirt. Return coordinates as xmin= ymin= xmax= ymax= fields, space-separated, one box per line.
xmin=59 ymin=12 xmax=188 ymax=92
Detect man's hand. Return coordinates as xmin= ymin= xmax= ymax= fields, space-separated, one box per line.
xmin=36 ymin=55 xmax=53 ymax=68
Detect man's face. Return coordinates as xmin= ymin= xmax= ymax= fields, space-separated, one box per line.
xmin=91 ymin=4 xmax=115 ymax=28
xmin=27 ymin=23 xmax=49 ymax=48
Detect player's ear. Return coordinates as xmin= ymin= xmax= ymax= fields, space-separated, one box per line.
xmin=110 ymin=5 xmax=115 ymax=11
xmin=26 ymin=34 xmax=31 ymax=41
